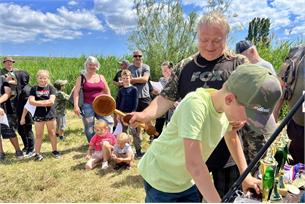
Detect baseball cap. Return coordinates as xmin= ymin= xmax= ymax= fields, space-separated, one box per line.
xmin=226 ymin=64 xmax=282 ymax=132
xmin=236 ymin=40 xmax=253 ymax=54
xmin=54 ymin=79 xmax=68 ymax=86
xmin=118 ymin=59 xmax=130 ymax=66
xmin=3 ymin=56 xmax=15 ymax=63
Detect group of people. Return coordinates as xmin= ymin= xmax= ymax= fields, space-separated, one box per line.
xmin=0 ymin=10 xmax=303 ymax=203
xmin=0 ymin=58 xmax=64 ymax=161
xmin=127 ymin=11 xmax=303 ymax=202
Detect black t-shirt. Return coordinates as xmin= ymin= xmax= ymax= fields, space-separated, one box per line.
xmin=16 ymin=84 xmax=33 ymax=123
xmin=113 ymin=70 xmax=122 ymax=82
xmin=178 ymin=54 xmax=235 ymax=98
xmin=30 ymin=85 xmax=56 ymax=119
xmin=163 ymin=53 xmax=245 ymax=171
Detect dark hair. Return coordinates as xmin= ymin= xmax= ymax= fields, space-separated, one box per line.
xmin=161 ymin=61 xmax=173 ymax=69
xmin=54 ymin=83 xmax=62 ymax=91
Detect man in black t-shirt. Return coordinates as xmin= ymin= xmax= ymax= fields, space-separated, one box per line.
xmin=0 ymin=57 xmax=23 ymax=160
xmin=113 ymin=59 xmax=130 ymax=88
xmin=130 ymin=11 xmax=265 ymax=199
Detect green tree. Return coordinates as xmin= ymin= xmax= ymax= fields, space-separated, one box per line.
xmin=128 ymin=0 xmax=198 ymax=79
xmin=206 ymin=0 xmax=232 ymax=13
xmin=246 ymin=17 xmax=271 ymax=47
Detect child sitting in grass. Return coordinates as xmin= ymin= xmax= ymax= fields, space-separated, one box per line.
xmin=112 ymin=132 xmax=134 ymax=170
xmin=85 ymin=120 xmax=116 ymax=170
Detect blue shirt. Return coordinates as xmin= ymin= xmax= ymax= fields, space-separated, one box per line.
xmin=116 ymin=86 xmax=138 ymax=113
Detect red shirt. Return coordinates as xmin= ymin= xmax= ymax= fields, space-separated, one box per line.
xmin=89 ymin=132 xmax=116 ymax=151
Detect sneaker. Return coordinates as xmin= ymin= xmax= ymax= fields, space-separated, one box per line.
xmin=135 ymin=151 xmax=145 ymax=159
xmin=59 ymin=136 xmax=64 ymax=141
xmin=0 ymin=152 xmax=5 ymax=160
xmin=34 ymin=153 xmax=44 ymax=161
xmin=52 ymin=151 xmax=61 ymax=158
xmin=24 ymin=151 xmax=35 ymax=158
xmin=101 ymin=161 xmax=109 ymax=170
xmin=16 ymin=150 xmax=24 ymax=159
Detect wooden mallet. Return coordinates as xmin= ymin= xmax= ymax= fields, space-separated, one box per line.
xmin=92 ymin=94 xmax=158 ymax=136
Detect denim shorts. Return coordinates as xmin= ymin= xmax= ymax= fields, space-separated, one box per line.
xmin=1 ymin=114 xmax=17 ymax=139
xmin=143 ymin=180 xmax=202 ymax=202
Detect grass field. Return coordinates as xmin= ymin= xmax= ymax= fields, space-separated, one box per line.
xmin=0 ymin=110 xmax=147 ymax=202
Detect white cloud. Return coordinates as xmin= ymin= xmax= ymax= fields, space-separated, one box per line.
xmin=68 ymin=0 xmax=78 ymax=6
xmin=93 ymin=0 xmax=137 ymax=34
xmin=0 ymin=3 xmax=104 ymax=43
xmin=182 ymin=0 xmax=305 ymax=38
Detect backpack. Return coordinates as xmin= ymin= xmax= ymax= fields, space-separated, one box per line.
xmin=280 ymin=44 xmax=305 ymax=101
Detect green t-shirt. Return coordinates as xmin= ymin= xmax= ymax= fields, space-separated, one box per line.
xmin=138 ymin=88 xmax=229 ymax=193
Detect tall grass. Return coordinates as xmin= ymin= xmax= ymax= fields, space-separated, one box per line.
xmin=2 ymin=40 xmax=298 ymax=116
xmin=10 ymin=56 xmax=121 ymax=97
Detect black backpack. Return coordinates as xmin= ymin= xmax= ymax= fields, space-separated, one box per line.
xmin=280 ymin=44 xmax=305 ymax=100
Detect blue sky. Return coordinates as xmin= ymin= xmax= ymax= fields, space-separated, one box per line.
xmin=0 ymin=0 xmax=304 ymax=58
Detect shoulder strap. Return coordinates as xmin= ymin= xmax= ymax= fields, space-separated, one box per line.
xmin=80 ymin=74 xmax=85 ymax=88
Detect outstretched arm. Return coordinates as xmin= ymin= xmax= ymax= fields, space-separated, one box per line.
xmin=224 ymin=130 xmax=261 ymax=194
xmin=129 ymin=95 xmax=174 ymax=125
xmin=184 ymin=138 xmax=221 ymax=202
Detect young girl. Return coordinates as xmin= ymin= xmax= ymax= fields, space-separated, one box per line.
xmin=112 ymin=132 xmax=134 ymax=170
xmin=85 ymin=120 xmax=116 ymax=170
xmin=29 ymin=70 xmax=59 ymax=161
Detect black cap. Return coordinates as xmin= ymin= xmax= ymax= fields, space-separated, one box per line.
xmin=236 ymin=40 xmax=253 ymax=54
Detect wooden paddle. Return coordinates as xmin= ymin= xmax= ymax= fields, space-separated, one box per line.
xmin=92 ymin=94 xmax=158 ymax=136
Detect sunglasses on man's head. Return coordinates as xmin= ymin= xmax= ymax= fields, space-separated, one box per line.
xmin=133 ymin=55 xmax=142 ymax=58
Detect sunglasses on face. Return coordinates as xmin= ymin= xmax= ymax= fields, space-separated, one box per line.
xmin=133 ymin=55 xmax=142 ymax=58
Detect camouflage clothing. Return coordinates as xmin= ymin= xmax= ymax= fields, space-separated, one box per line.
xmin=55 ymin=91 xmax=69 ymax=116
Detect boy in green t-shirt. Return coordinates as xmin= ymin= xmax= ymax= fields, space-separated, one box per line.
xmin=137 ymin=64 xmax=282 ymax=202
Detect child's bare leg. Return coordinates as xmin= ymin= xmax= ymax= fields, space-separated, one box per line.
xmin=34 ymin=121 xmax=45 ymax=153
xmin=9 ymin=137 xmax=21 ymax=151
xmin=0 ymin=137 xmax=4 ymax=153
xmin=86 ymin=154 xmax=102 ymax=170
xmin=102 ymin=141 xmax=112 ymax=161
xmin=46 ymin=119 xmax=57 ymax=151
xmin=86 ymin=158 xmax=96 ymax=170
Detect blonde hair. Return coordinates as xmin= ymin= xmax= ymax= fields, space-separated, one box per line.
xmin=197 ymin=11 xmax=237 ymax=59
xmin=121 ymin=69 xmax=132 ymax=77
xmin=197 ymin=11 xmax=230 ymax=36
xmin=117 ymin=132 xmax=132 ymax=144
xmin=84 ymin=56 xmax=100 ymax=71
xmin=36 ymin=69 xmax=50 ymax=83
xmin=94 ymin=120 xmax=108 ymax=130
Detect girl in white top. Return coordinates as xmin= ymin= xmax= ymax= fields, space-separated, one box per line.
xmin=112 ymin=132 xmax=134 ymax=169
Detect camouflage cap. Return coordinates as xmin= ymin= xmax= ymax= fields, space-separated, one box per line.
xmin=54 ymin=79 xmax=68 ymax=86
xmin=118 ymin=59 xmax=130 ymax=66
xmin=226 ymin=64 xmax=282 ymax=132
